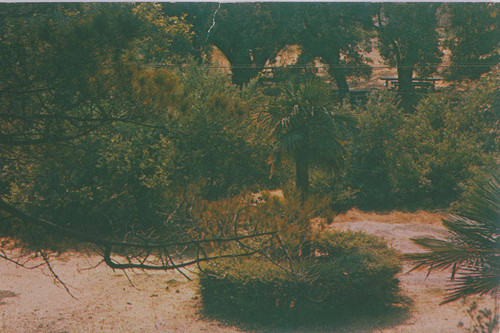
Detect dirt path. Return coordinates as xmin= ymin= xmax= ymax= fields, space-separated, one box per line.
xmin=328 ymin=220 xmax=497 ymax=333
xmin=0 ymin=220 xmax=497 ymax=333
xmin=0 ymin=252 xmax=238 ymax=333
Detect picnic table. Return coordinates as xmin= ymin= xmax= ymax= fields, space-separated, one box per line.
xmin=381 ymin=77 xmax=441 ymax=90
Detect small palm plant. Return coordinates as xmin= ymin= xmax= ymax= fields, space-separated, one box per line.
xmin=405 ymin=171 xmax=500 ymax=304
xmin=259 ymin=77 xmax=354 ymax=197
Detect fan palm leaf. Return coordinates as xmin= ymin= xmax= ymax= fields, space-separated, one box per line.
xmin=404 ymin=171 xmax=500 ymax=304
xmin=268 ymin=79 xmax=353 ymax=160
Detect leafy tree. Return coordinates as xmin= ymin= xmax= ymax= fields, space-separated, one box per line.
xmin=346 ymin=67 xmax=499 ymax=211
xmin=294 ymin=3 xmax=374 ymax=99
xmin=156 ymin=67 xmax=271 ymax=200
xmin=405 ymin=170 xmax=500 ymax=304
xmin=132 ymin=3 xmax=195 ymax=63
xmin=443 ymin=3 xmax=500 ymax=82
xmin=0 ymin=4 xmax=199 ymax=222
xmin=0 ymin=4 xmax=142 ymax=146
xmin=165 ymin=3 xmax=376 ymax=92
xmin=0 ymin=3 xmax=194 ymax=147
xmin=262 ymin=78 xmax=354 ymax=197
xmin=163 ymin=3 xmax=293 ymax=86
xmin=212 ymin=3 xmax=298 ymax=86
xmin=2 ymin=65 xmax=270 ymax=238
xmin=398 ymin=67 xmax=499 ymax=208
xmin=376 ymin=3 xmax=442 ymax=107
xmin=349 ymin=92 xmax=412 ymax=210
xmin=0 ymin=4 xmax=276 ymax=281
xmin=0 ymin=4 xmax=144 ymax=215
xmin=0 ymin=4 xmax=195 ymax=237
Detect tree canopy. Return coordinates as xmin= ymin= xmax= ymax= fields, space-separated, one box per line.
xmin=293 ymin=3 xmax=374 ymax=98
xmin=443 ymin=3 xmax=500 ymax=82
xmin=376 ymin=3 xmax=442 ymax=110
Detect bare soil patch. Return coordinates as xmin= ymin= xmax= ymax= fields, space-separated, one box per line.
xmin=333 ymin=209 xmax=445 ymax=226
xmin=0 ymin=212 xmax=497 ymax=332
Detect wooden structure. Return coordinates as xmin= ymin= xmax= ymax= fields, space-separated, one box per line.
xmin=347 ymin=89 xmax=370 ymax=106
xmin=381 ymin=77 xmax=441 ymax=91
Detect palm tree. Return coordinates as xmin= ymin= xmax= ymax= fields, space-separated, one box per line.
xmin=405 ymin=171 xmax=500 ymax=304
xmin=261 ymin=78 xmax=354 ymax=198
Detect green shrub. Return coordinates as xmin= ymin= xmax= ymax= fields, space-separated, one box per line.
xmin=199 ymin=230 xmax=402 ymax=325
xmin=2 ymin=66 xmax=272 ymax=242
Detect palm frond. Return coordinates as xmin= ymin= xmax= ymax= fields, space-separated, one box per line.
xmin=458 ymin=172 xmax=500 ymax=231
xmin=265 ymin=77 xmax=356 ymax=187
xmin=442 ymin=266 xmax=500 ymax=304
xmin=404 ymin=169 xmax=500 ymax=303
xmin=404 ymin=237 xmax=489 ymax=273
xmin=273 ymin=132 xmax=305 ymax=153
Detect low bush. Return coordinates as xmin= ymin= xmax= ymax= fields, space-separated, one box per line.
xmin=199 ymin=230 xmax=402 ymax=326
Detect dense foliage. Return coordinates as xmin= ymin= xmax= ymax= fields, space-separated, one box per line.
xmin=314 ymin=68 xmax=499 ymax=211
xmin=2 ymin=66 xmax=271 ymax=239
xmin=199 ymin=230 xmax=402 ymax=325
xmin=0 ymin=3 xmax=498 ymax=260
xmin=0 ymin=4 xmax=273 ymax=240
xmin=443 ymin=3 xmax=500 ymax=82
xmin=262 ymin=78 xmax=354 ymax=196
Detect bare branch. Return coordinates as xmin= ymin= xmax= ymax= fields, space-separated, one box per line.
xmin=77 ymin=258 xmax=106 ymax=272
xmin=103 ymin=245 xmax=259 ymax=271
xmin=0 ymin=251 xmax=46 ymax=269
xmin=0 ymin=199 xmax=276 ymax=275
xmin=0 ymin=200 xmax=275 ymax=250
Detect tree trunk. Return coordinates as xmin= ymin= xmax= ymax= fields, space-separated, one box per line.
xmin=295 ymin=150 xmax=309 ymax=200
xmin=215 ymin=46 xmax=258 ymax=86
xmin=331 ymin=67 xmax=349 ymax=103
xmin=295 ymin=149 xmax=311 ymax=258
xmin=295 ymin=149 xmax=311 ymax=257
xmin=397 ymin=65 xmax=414 ymax=94
xmin=325 ymin=51 xmax=350 ymax=103
xmin=217 ymin=46 xmax=268 ymax=86
xmin=230 ymin=67 xmax=259 ymax=86
xmin=397 ymin=65 xmax=417 ymax=111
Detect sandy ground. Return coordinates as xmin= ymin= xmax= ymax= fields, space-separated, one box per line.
xmin=0 ymin=218 xmax=497 ymax=333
